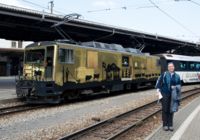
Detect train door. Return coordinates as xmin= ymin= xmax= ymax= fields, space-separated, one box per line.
xmin=87 ymin=51 xmax=98 ymax=69
xmin=86 ymin=51 xmax=99 ymax=81
xmin=45 ymin=46 xmax=54 ymax=80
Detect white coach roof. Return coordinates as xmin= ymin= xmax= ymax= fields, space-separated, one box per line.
xmin=158 ymin=54 xmax=200 ymax=62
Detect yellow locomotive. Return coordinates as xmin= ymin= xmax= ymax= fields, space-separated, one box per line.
xmin=16 ymin=40 xmax=161 ymax=103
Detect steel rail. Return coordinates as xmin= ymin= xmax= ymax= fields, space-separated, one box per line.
xmin=59 ymin=88 xmax=200 ymax=140
xmin=0 ymin=104 xmax=45 ymax=116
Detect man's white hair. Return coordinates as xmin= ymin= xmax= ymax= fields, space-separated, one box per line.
xmin=168 ymin=62 xmax=174 ymax=66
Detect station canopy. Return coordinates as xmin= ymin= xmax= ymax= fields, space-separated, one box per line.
xmin=0 ymin=3 xmax=200 ymax=55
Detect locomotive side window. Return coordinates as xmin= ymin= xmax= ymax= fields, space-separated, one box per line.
xmin=122 ymin=56 xmax=129 ymax=67
xmin=59 ymin=48 xmax=74 ymax=64
xmin=134 ymin=62 xmax=138 ymax=69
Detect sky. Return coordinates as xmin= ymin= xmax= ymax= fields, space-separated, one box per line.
xmin=0 ymin=0 xmax=200 ymax=48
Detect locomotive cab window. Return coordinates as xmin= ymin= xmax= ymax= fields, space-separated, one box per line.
xmin=122 ymin=56 xmax=129 ymax=67
xmin=25 ymin=49 xmax=45 ymax=64
xmin=59 ymin=48 xmax=74 ymax=64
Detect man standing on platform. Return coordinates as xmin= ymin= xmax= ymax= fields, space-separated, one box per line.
xmin=155 ymin=62 xmax=181 ymax=131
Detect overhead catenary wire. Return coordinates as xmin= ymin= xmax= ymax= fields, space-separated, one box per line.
xmin=148 ymin=0 xmax=198 ymax=37
xmin=87 ymin=5 xmax=164 ymax=13
xmin=87 ymin=5 xmax=156 ymax=13
xmin=175 ymin=0 xmax=200 ymax=7
xmin=188 ymin=0 xmax=200 ymax=7
xmin=18 ymin=0 xmax=65 ymax=15
xmin=87 ymin=1 xmax=174 ymax=13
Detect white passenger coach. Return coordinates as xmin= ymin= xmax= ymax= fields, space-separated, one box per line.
xmin=157 ymin=54 xmax=200 ymax=83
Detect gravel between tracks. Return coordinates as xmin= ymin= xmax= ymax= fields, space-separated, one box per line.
xmin=0 ymin=84 xmax=199 ymax=140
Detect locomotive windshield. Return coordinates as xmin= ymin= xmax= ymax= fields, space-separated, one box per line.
xmin=25 ymin=49 xmax=45 ymax=63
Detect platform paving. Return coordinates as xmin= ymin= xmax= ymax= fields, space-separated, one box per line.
xmin=146 ymin=95 xmax=200 ymax=140
xmin=0 ymin=76 xmax=17 ymax=101
xmin=0 ymin=89 xmax=16 ymax=99
xmin=172 ymin=104 xmax=200 ymax=140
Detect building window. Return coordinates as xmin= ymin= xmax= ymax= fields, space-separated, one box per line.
xmin=59 ymin=48 xmax=74 ymax=64
xmin=18 ymin=41 xmax=23 ymax=48
xmin=11 ymin=41 xmax=17 ymax=48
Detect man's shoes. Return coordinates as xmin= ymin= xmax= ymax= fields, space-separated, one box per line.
xmin=169 ymin=126 xmax=174 ymax=131
xmin=163 ymin=126 xmax=169 ymax=131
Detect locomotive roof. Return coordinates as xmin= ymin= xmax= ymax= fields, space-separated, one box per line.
xmin=158 ymin=54 xmax=200 ymax=62
xmin=25 ymin=40 xmax=77 ymax=48
xmin=25 ymin=40 xmax=157 ymax=57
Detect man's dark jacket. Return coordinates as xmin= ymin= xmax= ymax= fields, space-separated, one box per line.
xmin=155 ymin=71 xmax=181 ymax=113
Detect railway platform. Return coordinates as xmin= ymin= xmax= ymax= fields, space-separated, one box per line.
xmin=0 ymin=76 xmax=17 ymax=103
xmin=146 ymin=95 xmax=200 ymax=140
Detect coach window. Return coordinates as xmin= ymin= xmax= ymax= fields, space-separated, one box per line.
xmin=59 ymin=48 xmax=74 ymax=64
xmin=189 ymin=62 xmax=195 ymax=70
xmin=196 ymin=63 xmax=200 ymax=70
xmin=179 ymin=61 xmax=187 ymax=71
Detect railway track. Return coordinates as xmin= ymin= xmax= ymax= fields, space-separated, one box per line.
xmin=59 ymin=88 xmax=200 ymax=140
xmin=0 ymin=104 xmax=45 ymax=116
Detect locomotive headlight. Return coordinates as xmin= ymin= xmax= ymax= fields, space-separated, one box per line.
xmin=35 ymin=67 xmax=39 ymax=71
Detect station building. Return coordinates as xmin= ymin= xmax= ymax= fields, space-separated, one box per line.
xmin=0 ymin=40 xmax=27 ymax=76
